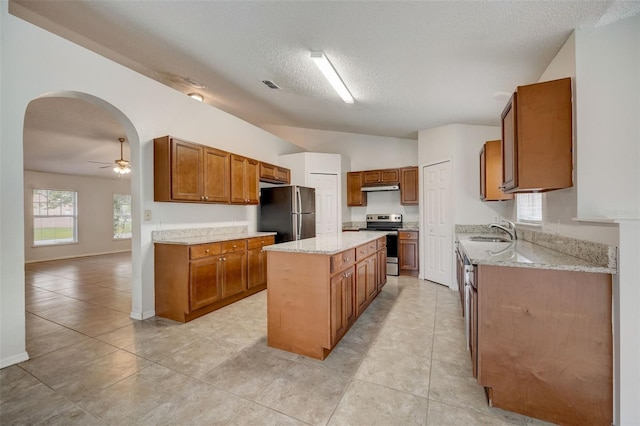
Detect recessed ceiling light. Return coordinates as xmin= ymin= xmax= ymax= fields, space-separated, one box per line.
xmin=188 ymin=93 xmax=204 ymax=102
xmin=492 ymin=91 xmax=512 ymax=101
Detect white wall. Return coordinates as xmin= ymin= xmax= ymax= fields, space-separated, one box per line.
xmin=24 ymin=171 xmax=131 ymax=262
xmin=575 ymin=15 xmax=640 ymax=220
xmin=266 ymin=125 xmax=418 ymax=170
xmin=505 ymin=32 xmax=620 ymax=246
xmin=418 ymin=124 xmax=510 ymax=225
xmin=269 ymin=125 xmax=420 ymax=222
xmin=0 ymin=6 xmax=301 ymax=367
xmin=573 ymin=16 xmax=640 ymax=425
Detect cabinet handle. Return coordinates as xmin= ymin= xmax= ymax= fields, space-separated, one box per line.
xmin=360 ymin=250 xmax=366 ymax=254
xmin=233 ymin=244 xmax=237 ymax=248
xmin=200 ymin=196 xmax=205 ymax=200
xmin=205 ymin=249 xmax=210 ymax=254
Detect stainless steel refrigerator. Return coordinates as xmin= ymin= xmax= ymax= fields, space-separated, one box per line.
xmin=259 ymin=185 xmax=316 ymax=243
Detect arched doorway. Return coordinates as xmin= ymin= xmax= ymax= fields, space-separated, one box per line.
xmin=22 ymin=91 xmax=142 ymax=328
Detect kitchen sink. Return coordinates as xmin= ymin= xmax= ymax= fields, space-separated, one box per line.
xmin=468 ymin=236 xmax=512 ymax=243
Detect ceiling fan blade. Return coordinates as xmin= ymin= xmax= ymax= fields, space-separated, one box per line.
xmin=88 ymin=160 xmax=112 ymax=164
xmin=99 ymin=165 xmax=113 ymax=169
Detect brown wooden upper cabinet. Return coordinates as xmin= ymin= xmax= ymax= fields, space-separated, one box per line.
xmin=400 ymin=166 xmax=419 ymax=205
xmin=154 ymin=136 xmax=230 ymax=203
xmin=480 ymin=140 xmax=513 ymax=201
xmin=259 ymin=162 xmax=290 ymax=184
xmin=363 ymin=169 xmax=399 ymax=185
xmin=230 ymin=154 xmax=259 ymax=205
xmin=347 ymin=172 xmax=367 ymax=206
xmin=501 ymin=77 xmax=573 ymax=193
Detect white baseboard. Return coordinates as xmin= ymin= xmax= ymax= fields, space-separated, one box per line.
xmin=1 ymin=351 xmax=29 ymax=369
xmin=25 ymin=250 xmax=132 ymax=264
xmin=130 ymin=310 xmax=155 ymax=320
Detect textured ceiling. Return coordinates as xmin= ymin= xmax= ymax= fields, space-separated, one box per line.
xmin=11 ymin=0 xmax=640 ymax=177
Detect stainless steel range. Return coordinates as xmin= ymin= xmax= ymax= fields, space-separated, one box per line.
xmin=364 ymin=214 xmax=402 ymax=276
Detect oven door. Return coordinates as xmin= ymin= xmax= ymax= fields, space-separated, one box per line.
xmin=385 ymin=233 xmax=399 ymax=276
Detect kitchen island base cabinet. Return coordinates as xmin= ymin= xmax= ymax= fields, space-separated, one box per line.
xmin=477 ymin=265 xmax=612 ymax=426
xmin=267 ymin=236 xmax=386 ymax=360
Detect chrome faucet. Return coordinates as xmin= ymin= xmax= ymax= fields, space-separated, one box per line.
xmin=488 ymin=220 xmax=517 ymax=240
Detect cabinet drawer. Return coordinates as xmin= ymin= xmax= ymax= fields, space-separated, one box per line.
xmin=331 ymin=249 xmax=355 ymax=274
xmin=399 ymin=231 xmax=418 ymax=240
xmin=355 ymin=243 xmax=373 ymax=261
xmin=377 ymin=237 xmax=387 ymax=249
xmin=190 ymin=243 xmax=221 ymax=259
xmin=247 ymin=235 xmax=275 ymax=249
xmin=221 ymin=240 xmax=246 ymax=253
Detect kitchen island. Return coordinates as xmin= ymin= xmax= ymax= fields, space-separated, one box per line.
xmin=264 ymin=232 xmax=387 ymax=359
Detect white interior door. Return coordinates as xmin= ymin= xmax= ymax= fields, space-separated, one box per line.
xmin=308 ymin=173 xmax=338 ymax=235
xmin=423 ymin=161 xmax=452 ymax=286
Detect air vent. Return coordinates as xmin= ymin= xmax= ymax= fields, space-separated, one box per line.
xmin=262 ymin=80 xmax=280 ymax=89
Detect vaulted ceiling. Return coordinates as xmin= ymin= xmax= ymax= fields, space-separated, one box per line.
xmin=12 ymin=0 xmax=640 ymax=178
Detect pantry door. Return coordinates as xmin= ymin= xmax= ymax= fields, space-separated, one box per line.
xmin=308 ymin=173 xmax=338 ymax=236
xmin=423 ymin=161 xmax=452 ymax=287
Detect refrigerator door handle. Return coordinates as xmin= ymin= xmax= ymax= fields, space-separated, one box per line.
xmin=295 ymin=187 xmax=302 ymax=240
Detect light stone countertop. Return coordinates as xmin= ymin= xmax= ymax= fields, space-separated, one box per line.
xmin=457 ymin=233 xmax=615 ymax=274
xmin=153 ymin=231 xmax=276 ymax=245
xmin=263 ymin=231 xmax=388 ymax=255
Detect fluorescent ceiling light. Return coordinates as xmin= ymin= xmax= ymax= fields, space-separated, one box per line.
xmin=310 ymin=52 xmax=354 ymax=104
xmin=188 ymin=93 xmax=204 ymax=102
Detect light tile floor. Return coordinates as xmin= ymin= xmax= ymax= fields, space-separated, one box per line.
xmin=1 ymin=253 xmax=553 ymax=425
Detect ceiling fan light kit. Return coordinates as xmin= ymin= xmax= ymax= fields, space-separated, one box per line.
xmin=113 ymin=137 xmax=131 ymax=174
xmin=310 ymin=51 xmax=354 ymax=104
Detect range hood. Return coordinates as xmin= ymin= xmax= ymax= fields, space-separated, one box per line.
xmin=361 ymin=184 xmax=400 ymax=192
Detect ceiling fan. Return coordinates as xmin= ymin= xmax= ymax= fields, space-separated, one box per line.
xmin=89 ymin=137 xmax=131 ymax=174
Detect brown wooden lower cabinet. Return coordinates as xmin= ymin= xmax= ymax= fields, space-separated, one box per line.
xmin=399 ymin=230 xmax=419 ymax=276
xmin=267 ymin=236 xmax=386 ymax=359
xmin=154 ymin=235 xmax=274 ymax=322
xmin=475 ymin=265 xmax=612 ymax=426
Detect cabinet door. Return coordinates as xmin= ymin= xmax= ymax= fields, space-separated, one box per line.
xmin=377 ymin=249 xmax=387 ymax=292
xmin=347 ymin=172 xmax=367 ymax=206
xmin=275 ymin=167 xmax=290 ymax=183
xmin=399 ymin=240 xmax=419 ymax=271
xmin=189 ymin=258 xmax=221 ymax=311
xmin=501 ymin=94 xmax=518 ymax=192
xmin=344 ymin=267 xmax=355 ymax=326
xmin=363 ymin=171 xmax=381 ymax=184
xmin=355 ymin=260 xmax=368 ymax=314
xmin=220 ymin=251 xmax=247 ymax=299
xmin=330 ymin=272 xmax=347 ymax=344
xmin=171 ymin=139 xmax=204 ymax=201
xmin=245 ymin=159 xmax=259 ymax=204
xmin=330 ymin=266 xmax=356 ymax=345
xmin=482 ymin=140 xmax=513 ymax=201
xmin=230 ymin=155 xmax=248 ymax=204
xmin=204 ymin=147 xmax=230 ymax=203
xmin=380 ymin=169 xmax=400 ymax=183
xmin=366 ymin=256 xmax=377 ymax=301
xmin=247 ymin=247 xmax=267 ymax=289
xmin=400 ymin=167 xmax=419 ymax=205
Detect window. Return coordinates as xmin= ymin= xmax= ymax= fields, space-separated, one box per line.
xmin=33 ymin=189 xmax=78 ymax=246
xmin=517 ymin=193 xmax=542 ymax=223
xmin=113 ymin=194 xmax=132 ymax=239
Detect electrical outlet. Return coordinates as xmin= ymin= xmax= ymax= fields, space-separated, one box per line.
xmin=144 ymin=210 xmax=152 ymax=221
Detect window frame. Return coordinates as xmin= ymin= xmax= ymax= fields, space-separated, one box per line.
xmin=32 ymin=189 xmax=78 ymax=247
xmin=516 ymin=192 xmax=543 ymax=224
xmin=113 ymin=193 xmax=132 ymax=240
